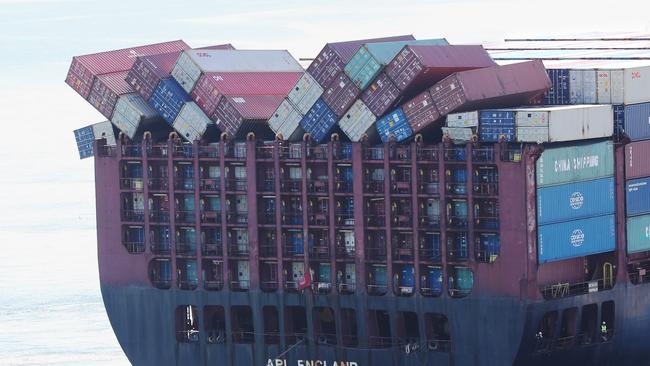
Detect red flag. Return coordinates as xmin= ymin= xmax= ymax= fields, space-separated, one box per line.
xmin=298 ymin=270 xmax=311 ymax=290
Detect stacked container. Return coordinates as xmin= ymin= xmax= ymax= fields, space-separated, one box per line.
xmin=268 ymin=73 xmax=323 ymax=140
xmin=443 ymin=111 xmax=478 ymax=144
xmin=625 ymin=135 xmax=650 ymax=253
xmin=536 ymin=141 xmax=616 ymax=263
xmin=515 ymin=105 xmax=614 ymax=143
xmin=73 ymin=121 xmax=117 ymax=159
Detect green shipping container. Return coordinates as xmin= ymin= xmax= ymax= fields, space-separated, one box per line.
xmin=627 ymin=214 xmax=650 ymax=253
xmin=344 ymin=39 xmax=448 ymax=91
xmin=536 ymin=140 xmax=614 ymax=187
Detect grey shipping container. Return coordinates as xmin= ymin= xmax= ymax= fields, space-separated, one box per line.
xmin=338 ymin=99 xmax=377 ymax=142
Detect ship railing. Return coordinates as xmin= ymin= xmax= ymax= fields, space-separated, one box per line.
xmin=334 ymin=213 xmax=354 ymax=226
xmin=307 ymin=212 xmax=328 ymax=226
xmin=225 ymin=178 xmax=247 ymax=192
xmin=474 ymin=216 xmax=500 ymax=230
xmin=314 ymin=332 xmax=337 ymax=345
xmin=223 ymin=143 xmax=247 ymax=160
xmin=392 ymin=214 xmax=412 ymax=227
xmin=258 ymin=179 xmax=275 ymax=192
xmin=338 ymin=282 xmax=356 ymax=294
xmin=446 ymin=245 xmax=469 ymax=261
xmin=419 ymin=248 xmax=442 ymax=262
xmin=284 ymin=281 xmax=300 ymax=291
xmin=199 ymin=178 xmax=220 ymax=191
xmin=281 ymin=213 xmax=303 ymax=226
xmin=97 ymin=145 xmax=116 ymax=157
xmin=445 ymin=183 xmax=467 ymax=195
xmin=264 ymin=332 xmax=281 ymax=344
xmin=229 ymin=280 xmax=250 ymax=291
xmin=539 ymin=278 xmax=613 ymax=300
xmin=177 ymin=329 xmax=199 ymax=342
xmin=175 ymin=210 xmax=196 ymax=224
xmin=443 ymin=147 xmax=467 ymax=162
xmin=333 ymin=143 xmax=352 ymax=161
xmin=283 ymin=244 xmax=304 ymax=257
xmin=416 ymin=146 xmax=439 ymax=162
xmin=627 ymin=270 xmax=650 ymax=285
xmin=418 ymin=182 xmax=440 ymax=195
xmin=367 ymin=284 xmax=388 ymax=296
xmin=150 ymin=241 xmax=171 ymax=255
xmin=307 ymin=179 xmax=328 ymax=194
xmin=225 ymin=211 xmax=248 ymax=225
xmin=365 ymin=246 xmax=387 ymax=260
xmin=280 ymin=179 xmax=302 ymax=193
xmin=392 ymin=243 xmax=414 ymax=261
xmin=365 ymin=214 xmax=386 ymax=227
xmin=309 ymin=244 xmax=330 ymax=259
xmin=256 ymin=145 xmax=275 ymax=159
xmin=173 ymin=145 xmax=193 ymax=158
xmin=203 ymin=279 xmax=224 ymax=291
xmin=446 ymin=216 xmax=468 ymax=229
xmin=426 ymin=339 xmax=451 ymax=352
xmin=473 ymin=182 xmax=499 ymax=196
xmin=123 ymin=241 xmax=145 ymax=254
xmin=228 ymin=244 xmax=250 ymax=257
xmin=389 ymin=146 xmax=411 ymax=161
xmin=334 ymin=180 xmax=353 ymax=193
xmin=368 ymin=336 xmax=392 ymax=348
xmin=472 ymin=146 xmax=495 ymax=162
xmin=419 ymin=215 xmax=441 ymax=228
xmin=175 ymin=243 xmax=196 ymax=256
xmin=448 ymin=287 xmax=472 ymax=298
xmin=500 ymin=144 xmax=522 ymax=163
xmin=121 ymin=209 xmax=144 ymax=222
xmin=286 ymin=332 xmax=308 ymax=345
xmin=148 ymin=144 xmax=168 ymax=158
xmin=312 ymin=281 xmax=332 ymax=294
xmin=178 ymin=278 xmax=198 ymax=290
xmin=261 ymin=280 xmax=278 ymax=291
xmin=206 ymin=330 xmax=227 ymax=344
xmin=474 ymin=249 xmax=499 ymax=264
xmin=200 ymin=210 xmax=221 ymax=224
xmin=120 ymin=178 xmax=144 ymax=191
xmin=122 ymin=144 xmax=142 ymax=158
xmin=363 ymin=147 xmax=384 ymax=160
xmin=231 ymin=331 xmax=255 ymax=343
xmin=259 ymin=244 xmax=277 ymax=257
xmin=420 ymin=287 xmax=443 ymax=297
xmin=148 ymin=178 xmax=168 ymax=191
xmin=201 ymin=243 xmax=222 ymax=256
xmin=174 ymin=178 xmax=195 ymax=190
xmin=149 ymin=210 xmax=169 ymax=223
xmin=391 ymin=181 xmax=412 ymax=194
xmin=199 ymin=145 xmax=220 ymax=159
xmin=151 ymin=279 xmax=171 ymax=289
xmin=278 ymin=145 xmax=301 ymax=160
xmin=307 ymin=145 xmax=328 ymax=160
xmin=364 ymin=180 xmax=384 ymax=194
xmin=335 ymin=243 xmax=355 ymax=259
xmin=259 ymin=212 xmax=276 ymax=225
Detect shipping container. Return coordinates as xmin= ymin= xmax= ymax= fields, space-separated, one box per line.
xmin=536 ymin=140 xmax=614 ymax=187
xmin=360 ymin=72 xmax=403 ymax=117
xmin=430 ymin=60 xmax=550 ymax=117
xmin=321 ymin=71 xmax=361 ymax=118
xmin=172 ymin=50 xmax=303 ymax=93
xmin=516 ymin=127 xmax=547 ymax=143
xmin=173 ymin=102 xmax=213 ymax=142
xmin=537 ymin=214 xmax=616 ymax=263
xmin=478 ymin=110 xmax=516 ymax=142
xmin=515 ymin=105 xmax=613 ymax=143
xmin=596 ymin=69 xmax=624 ymax=104
xmin=626 ymin=214 xmax=650 ymax=253
xmin=307 ymin=35 xmax=415 ymax=88
xmin=191 ymin=71 xmax=303 ymax=117
xmin=375 ymin=108 xmax=412 ymax=143
xmin=344 ymin=38 xmax=448 ymax=91
xmin=73 ymin=121 xmax=117 ymax=159
xmin=569 ymin=69 xmax=597 ymax=104
xmin=212 ymin=95 xmax=284 ymax=138
xmin=149 ymin=78 xmax=192 ymax=125
xmin=65 ymin=40 xmax=189 ymax=99
xmin=90 ymin=121 xmax=117 ymax=146
xmin=624 ymin=65 xmax=650 ymax=105
xmin=288 ymin=73 xmax=323 ymax=114
xmin=626 ymin=177 xmax=650 ymax=217
xmin=126 ymin=51 xmax=184 ymax=102
xmin=87 ymin=71 xmax=132 ymax=119
xmin=402 ymin=90 xmax=440 ymax=133
xmin=268 ymin=99 xmax=304 ymax=140
xmin=111 ymin=93 xmax=159 ymax=139
xmin=537 ymin=177 xmax=615 ymax=225
xmin=384 ymin=45 xmax=496 ymax=97
xmin=338 ymin=99 xmax=377 ymax=142
xmin=446 ymin=111 xmax=478 ymax=128
xmin=623 ymin=102 xmax=650 ymax=141
xmin=442 ymin=127 xmax=474 ymax=144
xmin=300 ymin=98 xmax=338 ymax=144
xmin=543 ymin=69 xmax=570 ymax=105
xmin=625 ymin=140 xmax=650 ymax=179
xmin=613 ymin=104 xmax=625 ymax=139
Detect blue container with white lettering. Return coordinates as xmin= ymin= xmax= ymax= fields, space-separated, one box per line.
xmin=478 ymin=110 xmax=516 ymax=142
xmin=376 ymin=108 xmax=412 ymax=143
xmin=149 ymin=77 xmax=191 ymax=125
xmin=537 ymin=214 xmax=616 ymax=263
xmin=543 ymin=69 xmax=570 ymax=105
xmin=537 ymin=177 xmax=615 ymax=225
xmin=626 ymin=177 xmax=650 ymax=217
xmin=624 ymin=102 xmax=650 ymax=141
xmin=300 ymin=98 xmax=338 ymax=144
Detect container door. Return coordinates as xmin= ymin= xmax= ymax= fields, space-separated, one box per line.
xmin=290 ymin=166 xmax=302 ymax=179
xmin=345 ymin=263 xmax=356 ymax=285
xmin=236 ymin=195 xmax=247 ymax=212
xmin=374 ymin=265 xmax=387 ymax=286
xmin=428 ymin=267 xmax=443 ymax=295
xmin=208 ymin=166 xmax=220 ymax=178
xmin=292 ymin=262 xmax=305 ymax=282
xmin=184 ymin=195 xmax=195 ymax=211
xmin=186 ymin=260 xmax=198 ymax=282
xmin=401 ymin=265 xmax=415 ymax=287
xmin=186 ymin=228 xmax=196 ymax=247
xmin=133 ymin=192 xmax=145 ymax=210
xmin=234 ymin=166 xmax=247 ymax=179
xmin=427 ymin=199 xmax=439 ymax=218
xmin=159 ymin=260 xmax=171 ymax=281
xmin=238 ymin=261 xmax=250 ymax=289
xmin=319 ymin=263 xmax=331 ymax=283
xmin=344 ymin=231 xmax=355 ymax=254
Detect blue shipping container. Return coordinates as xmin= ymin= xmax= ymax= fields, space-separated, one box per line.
xmin=399 ymin=265 xmax=415 ymax=287
xmin=73 ymin=125 xmax=95 ymax=159
xmin=478 ymin=110 xmax=516 ymax=142
xmin=626 ymin=177 xmax=650 ymax=217
xmin=543 ymin=69 xmax=570 ymax=105
xmin=376 ymin=108 xmax=412 ymax=143
xmin=427 ymin=267 xmax=443 ymax=295
xmin=537 ymin=177 xmax=615 ymax=225
xmin=624 ymin=102 xmax=650 ymax=141
xmin=300 ymin=98 xmax=337 ymax=144
xmin=613 ymin=104 xmax=625 ymax=139
xmin=149 ymin=78 xmax=192 ymax=125
xmin=537 ymin=214 xmax=616 ymax=263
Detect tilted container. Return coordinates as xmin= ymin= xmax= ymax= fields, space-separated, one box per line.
xmin=537 ymin=177 xmax=615 ymax=225
xmin=87 ymin=71 xmax=133 ymax=119
xmin=212 ymin=95 xmax=285 ymax=139
xmin=73 ymin=121 xmax=117 ymax=159
xmin=537 ymin=214 xmax=616 ymax=263
xmin=625 ymin=140 xmax=650 ymax=179
xmin=478 ymin=110 xmax=516 ymax=142
xmin=543 ymin=69 xmax=570 ymax=105
xmin=384 ymin=45 xmax=496 ymax=97
xmin=515 ymin=105 xmax=613 ymax=143
xmin=375 ymin=108 xmax=411 ymax=143
xmin=321 ymin=71 xmax=361 ymax=118
xmin=626 ymin=177 xmax=650 ymax=217
xmin=173 ymin=102 xmax=214 ymax=142
xmin=65 ymin=40 xmax=189 ymax=99
xmin=126 ymin=51 xmax=184 ymax=102
xmin=111 ymin=94 xmax=159 ymax=139
xmin=360 ymin=71 xmax=402 ymax=116
xmin=268 ymin=99 xmax=304 ymax=141
xmin=338 ymin=99 xmax=377 ymax=142
xmin=307 ymin=35 xmax=415 ymax=88
xmin=442 ymin=127 xmax=474 ymax=144
xmin=446 ymin=111 xmax=478 ymax=128
xmin=624 ymin=66 xmax=650 ymax=105
xmin=300 ymin=98 xmax=338 ymax=143
xmin=536 ymin=140 xmax=614 ymax=187
xmin=401 ymin=89 xmax=440 ymax=134
xmin=171 ymin=49 xmax=303 ymax=93
xmin=288 ymin=73 xmax=324 ymax=114
xmin=430 ymin=60 xmax=550 ymax=118
xmin=626 ymin=214 xmax=650 ymax=253
xmin=149 ymin=77 xmax=192 ymax=125
xmin=623 ymin=102 xmax=650 ymax=141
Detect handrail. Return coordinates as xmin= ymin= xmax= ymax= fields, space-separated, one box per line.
xmin=539 ymin=278 xmax=614 ymax=300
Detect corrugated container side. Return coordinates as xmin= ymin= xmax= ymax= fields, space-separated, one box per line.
xmin=446 ymin=111 xmax=478 ymax=127
xmin=338 ymin=99 xmax=376 ymax=142
xmin=624 ymin=102 xmax=650 ymax=141
xmin=536 ymin=140 xmax=614 ymax=187
xmin=627 ymin=214 xmax=650 ymax=253
xmin=87 ymin=71 xmax=132 ymax=119
xmin=478 ymin=110 xmax=516 ymax=142
xmin=268 ymin=99 xmax=304 ymax=140
xmin=442 ymin=127 xmax=474 ymax=143
xmin=322 ymin=71 xmax=361 ymax=118
xmin=91 ymin=121 xmax=117 ymax=147
xmin=546 ymin=105 xmax=613 ymax=143
xmin=149 ymin=78 xmax=192 ymax=125
xmin=375 ymin=108 xmax=412 ymax=143
xmin=537 ymin=214 xmax=616 ymax=263
xmin=582 ymin=69 xmax=598 ymax=104
xmin=173 ymin=102 xmax=212 ymax=142
xmin=516 ymin=110 xmax=549 ymax=127
xmin=111 ymin=94 xmax=159 ymax=139
xmin=569 ymin=69 xmax=584 ymax=104
xmin=402 ymin=90 xmax=440 ymax=133
xmin=300 ymin=98 xmax=338 ymax=143
xmin=126 ymin=51 xmax=183 ymax=102
xmin=624 ymin=66 xmax=650 ymax=105
xmin=212 ymin=95 xmax=284 ymax=138
xmin=516 ymin=127 xmax=548 ymax=143
xmin=73 ymin=125 xmax=95 ymax=159
xmin=543 ymin=69 xmax=570 ymax=105
xmin=288 ymin=73 xmax=323 ymax=114
xmin=613 ymin=105 xmax=625 ymax=139
xmin=537 ymin=177 xmax=615 ymax=225
xmin=627 ymin=177 xmax=650 ymax=217
xmin=625 ymin=140 xmax=650 ymax=179
xmin=596 ymin=69 xmax=612 ymax=104
xmin=610 ymin=69 xmax=624 ymax=104
xmin=360 ymin=72 xmax=402 ymax=116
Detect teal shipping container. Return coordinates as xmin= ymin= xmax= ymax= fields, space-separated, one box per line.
xmin=626 ymin=214 xmax=650 ymax=253
xmin=344 ymin=39 xmax=448 ymax=91
xmin=538 ymin=214 xmax=616 ymax=263
xmin=536 ymin=140 xmax=614 ymax=187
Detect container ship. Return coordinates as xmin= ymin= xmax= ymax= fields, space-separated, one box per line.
xmin=68 ymin=35 xmax=650 ymax=365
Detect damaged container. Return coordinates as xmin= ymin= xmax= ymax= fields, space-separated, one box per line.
xmin=402 ymin=90 xmax=440 ymax=134
xmin=338 ymin=99 xmax=377 ymax=142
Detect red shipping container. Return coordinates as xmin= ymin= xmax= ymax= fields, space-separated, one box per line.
xmin=321 ymin=71 xmax=361 ymax=118
xmin=430 ymin=60 xmax=551 ymax=116
xmin=212 ymin=95 xmax=285 ymax=138
xmin=361 ymin=72 xmax=402 ymax=116
xmin=191 ymin=72 xmax=303 ymax=117
xmin=88 ymin=71 xmax=132 ymax=119
xmin=384 ymin=45 xmax=496 ymax=97
xmin=401 ymin=90 xmax=440 ymax=133
xmin=307 ymin=35 xmax=415 ymax=88
xmin=66 ymin=40 xmax=189 ymax=99
xmin=625 ymin=140 xmax=650 ymax=179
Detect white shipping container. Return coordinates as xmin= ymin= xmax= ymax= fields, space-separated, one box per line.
xmin=596 ymin=69 xmax=623 ymax=104
xmin=288 ymin=73 xmax=323 ymax=114
xmin=173 ymin=102 xmax=212 ymax=142
xmin=610 ymin=69 xmax=624 ymax=104
xmin=446 ymin=111 xmax=479 ymax=127
xmin=569 ymin=69 xmax=584 ymax=104
xmin=338 ymin=99 xmax=376 ymax=142
xmin=172 ymin=50 xmax=303 ymax=93
xmin=516 ymin=105 xmax=613 ymax=143
xmin=624 ymin=66 xmax=650 ymax=105
xmin=516 ymin=110 xmax=549 ymax=127
xmin=442 ymin=127 xmax=474 ymax=144
xmin=91 ymin=121 xmax=117 ymax=146
xmin=516 ymin=127 xmax=549 ymax=143
xmin=111 ymin=94 xmax=158 ymax=139
xmin=583 ymin=69 xmax=597 ymax=104
xmin=268 ymin=99 xmax=304 ymax=140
